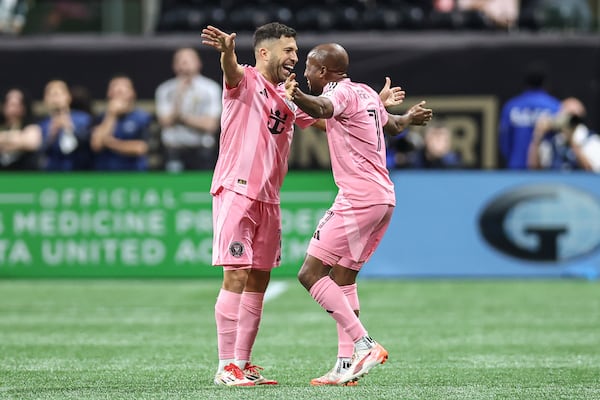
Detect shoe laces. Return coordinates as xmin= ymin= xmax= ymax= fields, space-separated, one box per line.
xmin=243 ymin=363 xmax=264 ymax=376
xmin=224 ymin=363 xmax=245 ymax=379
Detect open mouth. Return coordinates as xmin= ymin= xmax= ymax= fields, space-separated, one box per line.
xmin=283 ymin=65 xmax=294 ymax=74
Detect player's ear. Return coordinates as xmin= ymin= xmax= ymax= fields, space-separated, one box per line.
xmin=257 ymin=47 xmax=269 ymax=61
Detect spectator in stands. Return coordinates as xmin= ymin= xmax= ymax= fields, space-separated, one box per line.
xmin=407 ymin=122 xmax=462 ymax=169
xmin=528 ymin=97 xmax=600 ymax=172
xmin=386 ymin=131 xmax=416 ymax=169
xmin=457 ymin=0 xmax=520 ymax=29
xmin=433 ymin=0 xmax=455 ymax=13
xmin=0 ymin=0 xmax=29 ymax=35
xmin=0 ymin=87 xmax=41 ymax=170
xmin=91 ymin=75 xmax=152 ymax=171
xmin=36 ymin=80 xmax=93 ymax=171
xmin=521 ymin=0 xmax=593 ymax=31
xmin=155 ymin=47 xmax=222 ymax=171
xmin=429 ymin=0 xmax=520 ymax=29
xmin=498 ymin=64 xmax=560 ymax=169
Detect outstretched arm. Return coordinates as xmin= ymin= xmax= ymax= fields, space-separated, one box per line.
xmin=201 ymin=25 xmax=244 ymax=88
xmin=285 ymin=73 xmax=334 ymax=119
xmin=383 ymin=101 xmax=433 ymax=135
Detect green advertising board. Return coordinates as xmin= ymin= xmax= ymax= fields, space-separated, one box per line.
xmin=0 ymin=172 xmax=336 ymax=278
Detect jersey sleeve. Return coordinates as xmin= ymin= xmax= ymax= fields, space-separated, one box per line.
xmin=322 ymin=82 xmax=349 ymax=118
xmin=223 ymin=65 xmax=250 ymax=98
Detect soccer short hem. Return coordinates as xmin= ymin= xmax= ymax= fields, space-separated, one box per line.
xmin=307 ymin=241 xmax=363 ymax=271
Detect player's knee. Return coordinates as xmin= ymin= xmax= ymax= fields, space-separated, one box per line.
xmin=246 ymin=269 xmax=271 ymax=292
xmin=298 ymin=262 xmax=321 ymax=290
xmin=297 ymin=267 xmax=311 ymax=290
xmin=223 ymin=268 xmax=249 ymax=293
xmin=297 ymin=257 xmax=328 ymax=290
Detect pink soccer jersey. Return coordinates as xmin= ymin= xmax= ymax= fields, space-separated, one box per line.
xmin=211 ymin=66 xmax=313 ymax=204
xmin=321 ymin=79 xmax=396 ymax=207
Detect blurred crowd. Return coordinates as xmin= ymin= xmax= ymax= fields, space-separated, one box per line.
xmin=0 ymin=47 xmax=222 ymax=172
xmin=386 ymin=64 xmax=600 ymax=172
xmin=156 ymin=0 xmax=596 ymax=33
xmin=0 ymin=0 xmax=597 ymax=35
xmin=1 ymin=1 xmax=599 ymax=173
xmin=1 ymin=47 xmax=599 ymax=173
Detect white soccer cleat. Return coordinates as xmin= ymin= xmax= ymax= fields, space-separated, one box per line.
xmin=338 ymin=340 xmax=388 ymax=384
xmin=242 ymin=362 xmax=278 ymax=385
xmin=213 ymin=363 xmax=255 ymax=386
xmin=310 ymin=368 xmax=359 ymax=386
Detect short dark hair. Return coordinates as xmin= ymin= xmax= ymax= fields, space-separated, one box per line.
xmin=1 ymin=87 xmax=32 ymax=126
xmin=524 ymin=63 xmax=547 ymax=89
xmin=253 ymin=22 xmax=296 ymax=49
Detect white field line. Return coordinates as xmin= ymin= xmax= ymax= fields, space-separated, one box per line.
xmin=264 ymin=281 xmax=288 ymax=302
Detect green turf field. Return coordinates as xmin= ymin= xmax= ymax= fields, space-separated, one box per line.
xmin=1 ymin=279 xmax=599 ymax=400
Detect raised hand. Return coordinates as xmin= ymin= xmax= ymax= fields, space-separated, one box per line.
xmin=379 ymin=77 xmax=405 ymax=108
xmin=107 ymin=98 xmax=129 ymax=116
xmin=49 ymin=111 xmax=74 ymax=137
xmin=407 ymin=101 xmax=433 ymax=126
xmin=285 ymin=73 xmax=299 ymax=101
xmin=201 ymin=25 xmax=236 ymax=53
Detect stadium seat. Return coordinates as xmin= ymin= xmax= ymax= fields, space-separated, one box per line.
xmin=156 ymin=7 xmax=207 ymax=32
xmin=156 ymin=0 xmax=508 ymax=32
xmin=333 ymin=6 xmax=362 ymax=30
xmin=296 ymin=7 xmax=337 ymax=31
xmin=228 ymin=6 xmax=272 ymax=32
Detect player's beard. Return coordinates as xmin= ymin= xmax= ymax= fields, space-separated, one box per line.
xmin=269 ymin=58 xmax=290 ymax=84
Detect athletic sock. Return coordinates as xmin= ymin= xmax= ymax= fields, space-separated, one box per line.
xmin=309 ymin=276 xmax=367 ymax=342
xmin=215 ymin=288 xmax=242 ymax=361
xmin=338 ymin=283 xmax=359 ymax=359
xmin=217 ymin=359 xmax=235 ymax=373
xmin=235 ymin=291 xmax=264 ymax=362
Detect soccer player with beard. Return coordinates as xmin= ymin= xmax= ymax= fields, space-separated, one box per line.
xmin=202 ymin=22 xmax=406 ymax=386
xmin=201 ymin=22 xmax=315 ymax=386
xmin=285 ymin=43 xmax=432 ymax=386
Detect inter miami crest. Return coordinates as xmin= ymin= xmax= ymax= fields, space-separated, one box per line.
xmin=229 ymin=241 xmax=245 ymax=258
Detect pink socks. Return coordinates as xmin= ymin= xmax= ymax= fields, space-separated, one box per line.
xmin=215 ymin=288 xmax=265 ymax=363
xmin=217 ymin=278 xmax=363 ymax=365
xmin=337 ymin=283 xmax=359 ymax=358
xmin=309 ymin=276 xmax=367 ymax=342
xmin=235 ymin=291 xmax=264 ymax=362
xmin=214 ymin=288 xmax=242 ymax=360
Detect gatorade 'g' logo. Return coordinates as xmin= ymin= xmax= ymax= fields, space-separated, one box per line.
xmin=478 ymin=184 xmax=600 ymax=262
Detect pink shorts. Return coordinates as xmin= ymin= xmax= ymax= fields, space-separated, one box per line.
xmin=307 ymin=203 xmax=394 ymax=271
xmin=212 ymin=188 xmax=281 ymax=270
